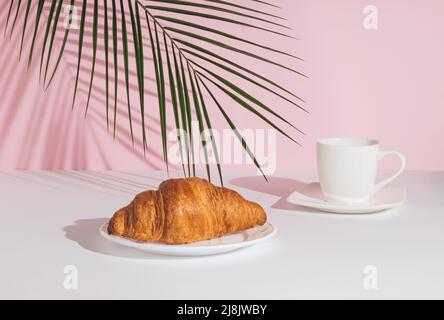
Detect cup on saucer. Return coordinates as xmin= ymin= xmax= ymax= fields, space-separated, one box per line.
xmin=317 ymin=137 xmax=406 ymax=205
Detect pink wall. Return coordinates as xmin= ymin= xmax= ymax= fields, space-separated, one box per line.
xmin=0 ymin=0 xmax=443 ymax=173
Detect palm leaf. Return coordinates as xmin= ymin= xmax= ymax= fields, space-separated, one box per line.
xmin=187 ymin=53 xmax=307 ymax=112
xmin=168 ymin=27 xmax=306 ymax=77
xmin=146 ymin=0 xmax=290 ymax=30
xmin=194 ymin=65 xmax=304 ymax=135
xmin=103 ymin=0 xmax=110 ymax=129
xmin=135 ymin=4 xmax=146 ymax=145
xmin=119 ymin=0 xmax=135 ymax=144
xmin=39 ymin=0 xmax=57 ymax=79
xmin=187 ymin=65 xmax=211 ymax=182
xmin=149 ymin=6 xmax=293 ymax=38
xmin=4 ymin=0 xmax=15 ymax=37
xmin=71 ymin=0 xmax=87 ymax=109
xmin=147 ymin=14 xmax=168 ymax=171
xmin=42 ymin=0 xmax=63 ymax=85
xmin=175 ymin=40 xmax=306 ymax=103
xmin=85 ymin=0 xmax=99 ymax=116
xmin=9 ymin=0 xmax=22 ymax=39
xmin=19 ymin=0 xmax=31 ymax=59
xmin=8 ymin=0 xmax=306 ymax=184
xmin=128 ymin=0 xmax=147 ymax=151
xmin=197 ymin=71 xmax=300 ymax=145
xmin=252 ymin=0 xmax=280 ymax=8
xmin=163 ymin=32 xmax=186 ymax=176
xmin=196 ymin=74 xmax=267 ymax=181
xmin=111 ymin=0 xmax=118 ymax=138
xmin=194 ymin=70 xmax=223 ymax=186
xmin=179 ymin=54 xmax=196 ymax=176
xmin=44 ymin=0 xmax=75 ymax=89
xmin=27 ymin=0 xmax=44 ymax=68
xmin=200 ymin=0 xmax=284 ymax=20
xmin=157 ymin=16 xmax=300 ymax=59
xmin=172 ymin=45 xmax=191 ymax=176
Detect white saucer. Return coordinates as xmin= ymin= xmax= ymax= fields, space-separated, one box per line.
xmin=287 ymin=183 xmax=406 ymax=214
xmin=99 ymin=221 xmax=276 ymax=256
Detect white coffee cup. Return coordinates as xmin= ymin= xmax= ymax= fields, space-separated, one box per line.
xmin=317 ymin=137 xmax=406 ymax=204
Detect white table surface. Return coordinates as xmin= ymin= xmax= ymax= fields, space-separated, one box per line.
xmin=1 ymin=170 xmax=443 ymax=299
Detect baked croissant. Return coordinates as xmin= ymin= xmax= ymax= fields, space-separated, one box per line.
xmin=107 ymin=177 xmax=267 ymax=244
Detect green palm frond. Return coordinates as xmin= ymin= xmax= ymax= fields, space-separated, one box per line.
xmin=103 ymin=0 xmax=110 ymax=129
xmin=85 ymin=0 xmax=99 ymax=116
xmin=4 ymin=0 xmax=307 ymax=184
xmin=4 ymin=0 xmax=15 ymax=37
xmin=8 ymin=0 xmax=22 ymax=39
xmin=71 ymin=0 xmax=87 ymax=109
xmin=111 ymin=0 xmax=119 ymax=138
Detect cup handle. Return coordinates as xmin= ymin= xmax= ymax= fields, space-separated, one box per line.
xmin=372 ymin=150 xmax=406 ymax=195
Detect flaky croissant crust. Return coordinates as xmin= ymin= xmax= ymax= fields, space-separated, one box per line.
xmin=107 ymin=177 xmax=267 ymax=244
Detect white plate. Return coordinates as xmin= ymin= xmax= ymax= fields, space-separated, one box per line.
xmin=99 ymin=221 xmax=276 ymax=256
xmin=287 ymin=182 xmax=406 ymax=214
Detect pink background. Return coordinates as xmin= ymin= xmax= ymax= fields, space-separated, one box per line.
xmin=1 ymin=0 xmax=443 ymax=174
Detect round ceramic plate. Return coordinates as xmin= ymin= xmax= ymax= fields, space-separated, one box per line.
xmin=287 ymin=182 xmax=406 ymax=214
xmin=99 ymin=221 xmax=276 ymax=256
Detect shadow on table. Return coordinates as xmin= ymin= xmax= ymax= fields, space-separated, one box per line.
xmin=63 ymin=218 xmax=198 ymax=260
xmin=230 ymin=176 xmax=319 ymax=213
xmin=230 ymin=176 xmax=405 ymax=218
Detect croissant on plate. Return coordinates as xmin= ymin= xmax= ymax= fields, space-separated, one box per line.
xmin=107 ymin=177 xmax=267 ymax=244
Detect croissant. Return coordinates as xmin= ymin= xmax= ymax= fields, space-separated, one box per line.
xmin=107 ymin=177 xmax=267 ymax=244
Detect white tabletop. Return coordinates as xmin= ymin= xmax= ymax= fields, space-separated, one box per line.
xmin=1 ymin=170 xmax=443 ymax=299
